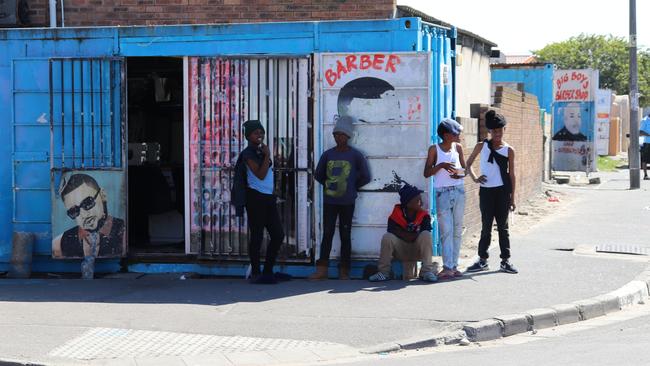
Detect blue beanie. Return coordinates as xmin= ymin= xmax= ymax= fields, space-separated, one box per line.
xmin=399 ymin=184 xmax=424 ymax=207
xmin=437 ymin=118 xmax=463 ymax=137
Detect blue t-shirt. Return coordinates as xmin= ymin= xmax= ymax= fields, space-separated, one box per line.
xmin=241 ymin=145 xmax=274 ymax=195
xmin=641 ymin=117 xmax=650 ymax=144
xmin=315 ymin=147 xmax=371 ymax=205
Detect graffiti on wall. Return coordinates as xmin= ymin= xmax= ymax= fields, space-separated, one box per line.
xmin=552 ymin=69 xmax=598 ymax=172
xmin=52 ymin=170 xmax=126 ymax=259
xmin=188 ymin=58 xmax=248 ymax=254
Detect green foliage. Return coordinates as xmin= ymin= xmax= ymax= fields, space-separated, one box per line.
xmin=596 ymin=156 xmax=620 ymax=172
xmin=534 ymin=34 xmax=650 ymax=106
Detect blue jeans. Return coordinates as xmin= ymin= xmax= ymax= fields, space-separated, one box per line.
xmin=436 ymin=185 xmax=465 ymax=270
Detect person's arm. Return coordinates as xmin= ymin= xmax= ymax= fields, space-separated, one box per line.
xmin=423 ymin=145 xmax=454 ymax=178
xmin=508 ymin=147 xmax=517 ymax=211
xmin=245 ymin=144 xmax=271 ymax=180
xmin=314 ymin=152 xmax=327 ymax=185
xmin=450 ymin=144 xmax=466 ymax=180
xmin=466 ymin=142 xmax=487 ymax=183
xmin=356 ymin=151 xmax=372 ymax=188
xmin=387 ymin=218 xmax=419 ymax=243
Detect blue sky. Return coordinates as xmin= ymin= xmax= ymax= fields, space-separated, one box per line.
xmin=398 ymin=0 xmax=650 ymax=55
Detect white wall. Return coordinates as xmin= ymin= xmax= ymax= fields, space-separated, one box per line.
xmin=455 ymin=44 xmax=492 ymax=118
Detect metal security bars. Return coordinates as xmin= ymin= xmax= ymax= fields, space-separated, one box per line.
xmin=188 ymin=57 xmax=312 ymax=261
xmin=49 ymin=58 xmax=125 ymax=171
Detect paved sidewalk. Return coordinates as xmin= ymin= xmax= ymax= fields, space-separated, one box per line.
xmin=0 ymin=171 xmax=648 ymax=365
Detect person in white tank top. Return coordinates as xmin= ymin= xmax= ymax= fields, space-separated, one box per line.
xmin=465 ymin=110 xmax=518 ymax=274
xmin=424 ymin=118 xmax=466 ymax=280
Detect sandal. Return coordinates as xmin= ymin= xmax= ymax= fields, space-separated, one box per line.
xmin=437 ymin=269 xmax=454 ymax=280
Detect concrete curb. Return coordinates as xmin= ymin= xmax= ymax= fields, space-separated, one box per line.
xmin=0 ymin=359 xmax=46 ymax=366
xmin=366 ymin=262 xmax=650 ymax=352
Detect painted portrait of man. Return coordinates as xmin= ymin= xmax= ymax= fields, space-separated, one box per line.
xmin=52 ymin=173 xmax=126 ymax=258
xmin=337 ymin=77 xmax=402 ymax=124
xmin=553 ymin=102 xmax=588 ymax=141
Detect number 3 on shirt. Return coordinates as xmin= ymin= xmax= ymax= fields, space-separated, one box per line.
xmin=325 ymin=160 xmax=351 ymax=198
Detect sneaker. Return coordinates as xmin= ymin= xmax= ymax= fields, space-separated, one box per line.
xmin=466 ymin=260 xmax=489 ymax=273
xmin=500 ymin=261 xmax=519 ymax=274
xmin=250 ymin=274 xmax=278 ymax=284
xmin=452 ymin=268 xmax=464 ymax=278
xmin=368 ymin=272 xmax=390 ymax=282
xmin=420 ymin=271 xmax=438 ymax=283
xmin=274 ymin=272 xmax=293 ymax=282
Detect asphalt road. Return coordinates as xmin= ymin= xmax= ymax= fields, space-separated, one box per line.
xmin=343 ymin=302 xmax=650 ymax=366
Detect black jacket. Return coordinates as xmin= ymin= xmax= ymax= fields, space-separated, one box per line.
xmin=231 ymin=145 xmax=272 ymax=217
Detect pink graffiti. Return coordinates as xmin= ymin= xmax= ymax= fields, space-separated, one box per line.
xmin=407 ymin=96 xmax=422 ymax=120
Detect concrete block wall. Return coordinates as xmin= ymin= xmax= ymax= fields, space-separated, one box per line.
xmin=465 ymin=87 xmax=543 ymax=245
xmin=24 ymin=0 xmax=396 ymax=27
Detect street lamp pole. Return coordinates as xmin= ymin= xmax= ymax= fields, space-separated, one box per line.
xmin=629 ymin=0 xmax=640 ymax=189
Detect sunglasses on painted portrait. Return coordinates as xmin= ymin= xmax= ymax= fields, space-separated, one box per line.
xmin=66 ymin=190 xmax=100 ymax=219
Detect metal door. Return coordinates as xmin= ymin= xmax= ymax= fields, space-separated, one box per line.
xmin=187 ymin=57 xmax=313 ymax=261
xmin=49 ymin=58 xmax=127 ymax=259
xmin=318 ymin=52 xmax=432 ymax=259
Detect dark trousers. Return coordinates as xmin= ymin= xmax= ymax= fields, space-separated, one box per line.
xmin=318 ymin=203 xmax=355 ymax=267
xmin=478 ymin=186 xmax=511 ymax=260
xmin=245 ymin=188 xmax=285 ymax=276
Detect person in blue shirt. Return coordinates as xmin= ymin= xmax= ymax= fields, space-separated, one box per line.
xmin=640 ymin=113 xmax=650 ymax=180
xmin=309 ymin=116 xmax=371 ymax=280
xmin=232 ymin=120 xmax=291 ymax=284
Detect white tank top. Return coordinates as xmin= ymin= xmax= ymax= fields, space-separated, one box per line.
xmin=480 ymin=141 xmax=509 ymax=188
xmin=433 ymin=143 xmax=464 ymax=188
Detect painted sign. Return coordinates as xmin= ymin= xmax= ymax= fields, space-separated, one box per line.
xmin=552 ymin=69 xmax=598 ymax=172
xmin=553 ymin=69 xmax=597 ymax=102
xmin=320 ymin=52 xmax=431 ymax=258
xmin=595 ymin=89 xmax=612 ymax=156
xmin=52 ymin=170 xmax=127 ymax=259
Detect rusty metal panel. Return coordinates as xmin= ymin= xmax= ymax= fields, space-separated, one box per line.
xmin=187 ymin=57 xmax=313 ymax=261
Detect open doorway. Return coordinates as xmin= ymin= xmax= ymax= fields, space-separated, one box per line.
xmin=127 ymin=57 xmax=185 ymax=256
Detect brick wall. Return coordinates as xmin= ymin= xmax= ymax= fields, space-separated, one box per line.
xmin=464 ymin=86 xmax=543 ymax=244
xmin=23 ymin=0 xmax=396 ymax=27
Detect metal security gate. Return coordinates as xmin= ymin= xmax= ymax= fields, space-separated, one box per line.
xmin=187 ymin=57 xmax=312 ymax=261
xmin=48 ymin=58 xmax=127 ymax=259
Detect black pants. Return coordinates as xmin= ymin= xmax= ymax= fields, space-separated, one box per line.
xmin=245 ymin=188 xmax=285 ymax=276
xmin=478 ymin=186 xmax=511 ymax=260
xmin=318 ymin=203 xmax=355 ymax=267
xmin=641 ymin=144 xmax=650 ymax=172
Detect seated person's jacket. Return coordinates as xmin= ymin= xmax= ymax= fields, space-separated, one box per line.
xmin=387 ymin=204 xmax=432 ymax=241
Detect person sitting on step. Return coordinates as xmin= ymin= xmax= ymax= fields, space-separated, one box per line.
xmin=368 ymin=184 xmax=438 ymax=283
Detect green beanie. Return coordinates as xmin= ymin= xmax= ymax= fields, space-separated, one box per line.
xmin=243 ymin=120 xmax=265 ymax=138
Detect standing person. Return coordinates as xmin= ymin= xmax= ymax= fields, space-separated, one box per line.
xmin=423 ymin=118 xmax=466 ymax=280
xmin=232 ymin=120 xmax=291 ymax=284
xmin=309 ymin=116 xmax=371 ymax=280
xmin=640 ymin=112 xmax=650 ymax=180
xmin=465 ymin=110 xmax=518 ymax=274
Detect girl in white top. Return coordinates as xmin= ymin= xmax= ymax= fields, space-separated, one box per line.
xmin=424 ymin=118 xmax=467 ymax=280
xmin=465 ymin=110 xmax=518 ymax=274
